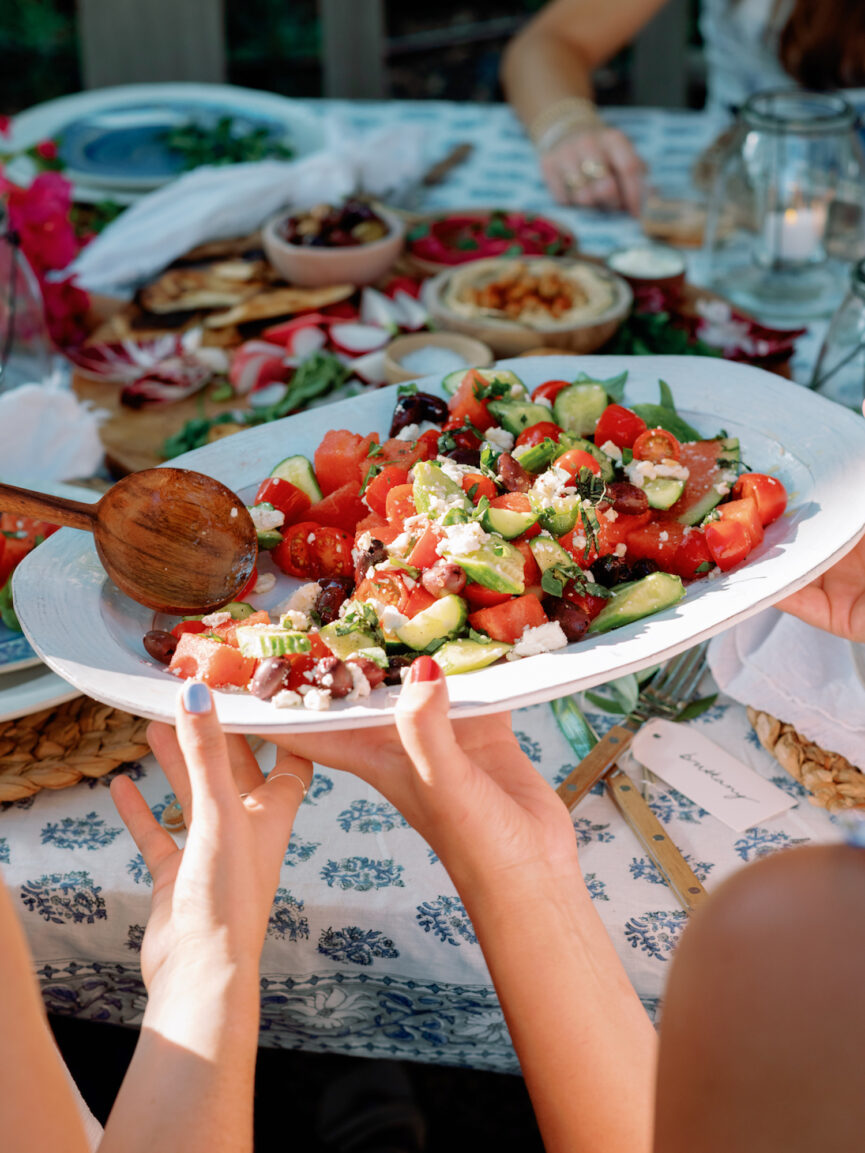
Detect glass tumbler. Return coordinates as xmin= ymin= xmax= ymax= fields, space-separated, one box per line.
xmin=704 ymin=89 xmax=865 ymax=321
xmin=0 ymin=220 xmax=54 ymax=393
xmin=809 ymin=258 xmax=865 ymax=410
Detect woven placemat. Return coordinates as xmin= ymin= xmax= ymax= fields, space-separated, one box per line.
xmin=748 ymin=707 xmax=865 ymax=811
xmin=0 ymin=696 xmax=151 ymax=804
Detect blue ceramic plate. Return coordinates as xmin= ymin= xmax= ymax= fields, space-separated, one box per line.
xmin=0 ymin=620 xmax=39 ymax=674
xmin=58 ymin=100 xmax=288 ymax=191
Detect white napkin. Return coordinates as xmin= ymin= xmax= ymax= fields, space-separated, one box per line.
xmin=0 ymin=375 xmax=105 ymax=483
xmin=69 ymin=121 xmax=427 ymax=296
xmin=708 ymin=608 xmax=865 ymax=768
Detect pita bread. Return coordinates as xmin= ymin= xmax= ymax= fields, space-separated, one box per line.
xmin=139 ymin=265 xmax=270 ymax=314
xmin=203 ymin=283 xmax=354 ymax=329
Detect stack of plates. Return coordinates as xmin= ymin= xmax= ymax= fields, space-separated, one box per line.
xmin=7 ymin=83 xmax=323 ymax=205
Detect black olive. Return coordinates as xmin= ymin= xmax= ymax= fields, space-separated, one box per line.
xmin=630 ymin=558 xmax=659 ymax=580
xmin=389 ymin=391 xmax=449 ymax=437
xmin=592 ymin=555 xmax=634 ymax=588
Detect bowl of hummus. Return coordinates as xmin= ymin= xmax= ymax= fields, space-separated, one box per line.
xmin=423 ymin=257 xmax=632 ymax=356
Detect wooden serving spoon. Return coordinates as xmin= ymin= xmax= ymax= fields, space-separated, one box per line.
xmin=0 ymin=468 xmax=258 ymax=616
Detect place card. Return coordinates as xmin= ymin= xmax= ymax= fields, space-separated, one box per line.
xmin=631 ymin=719 xmax=796 ymax=832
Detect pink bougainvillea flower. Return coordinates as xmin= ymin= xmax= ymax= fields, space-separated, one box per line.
xmin=34 ymin=139 xmax=58 ymax=160
xmin=40 ymin=275 xmax=91 ymax=350
xmin=0 ymin=115 xmax=10 ymax=138
xmin=5 ymin=171 xmax=78 ymax=274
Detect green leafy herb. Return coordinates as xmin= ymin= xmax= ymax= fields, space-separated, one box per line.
xmin=335 ymin=602 xmax=383 ymax=642
xmin=658 ymin=378 xmax=675 ymax=409
xmin=406 ymin=222 xmax=431 ymax=242
xmin=163 ymin=115 xmax=294 ymax=170
xmin=397 ymin=382 xmax=419 ymax=397
xmin=455 ymin=236 xmax=480 ymax=251
xmin=502 ymin=244 xmax=524 ymax=257
xmin=359 ymin=463 xmax=382 ymax=495
xmin=472 ymin=375 xmax=511 ymax=401
xmin=209 ymin=380 xmax=234 ymax=403
xmin=468 ymin=627 xmax=492 ymax=645
xmin=366 ymin=441 xmax=384 ymax=457
xmin=694 ymin=560 xmax=714 ymax=574
xmin=466 ymin=482 xmax=479 ymax=502
xmin=422 ymin=636 xmax=448 ymax=655
xmin=675 ymin=694 xmax=719 ymax=722
xmin=604 ymin=311 xmax=723 ymax=360
xmin=573 ymin=467 xmax=606 ymax=506
xmin=485 ymin=215 xmax=516 ymax=240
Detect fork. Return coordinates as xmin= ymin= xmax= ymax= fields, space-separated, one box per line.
xmin=555 ymin=641 xmax=709 ymax=812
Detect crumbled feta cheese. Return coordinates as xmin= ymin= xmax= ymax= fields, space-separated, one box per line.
xmin=437 ymin=520 xmax=491 ymax=557
xmin=599 ymin=439 xmax=623 ymax=461
xmin=659 ymin=530 xmax=669 ymax=542
xmin=713 ymin=482 xmax=731 ymax=496
xmin=248 ymin=504 xmax=285 ymax=532
xmin=396 ymin=422 xmax=422 ymax=442
xmin=625 ymin=457 xmax=690 ymax=488
xmin=534 ymin=393 xmax=553 ymax=408
xmin=512 ymin=443 xmax=534 ymax=462
xmin=252 ymin=571 xmax=276 ymax=596
xmin=603 ymin=507 xmax=619 ymax=522
xmin=436 ymin=456 xmax=477 ymax=486
xmin=507 ymin=621 xmax=569 ymax=659
xmin=613 ymin=543 xmax=627 ymax=557
xmin=303 ymin=688 xmax=332 ymax=711
xmin=355 ymin=531 xmax=374 ymax=555
xmin=286 ymin=582 xmax=321 ymax=615
xmin=380 ymin=604 xmax=409 ymax=633
xmin=484 ymin=426 xmax=515 ymax=453
xmin=272 ymin=689 xmax=303 ymax=709
xmin=201 ymin=611 xmax=232 ymax=627
xmin=509 ymin=382 xmax=527 ymax=398
xmin=532 ymin=465 xmax=574 ymax=504
xmin=346 ymin=662 xmax=372 ymax=700
xmin=280 ymin=609 xmax=310 ymax=631
xmin=386 ymin=531 xmax=414 ymax=558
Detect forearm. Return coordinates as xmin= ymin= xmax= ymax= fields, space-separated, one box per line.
xmin=0 ymin=881 xmax=90 ymax=1153
xmin=501 ymin=22 xmax=595 ymax=128
xmin=101 ymin=960 xmax=261 ymax=1153
xmin=452 ymin=861 xmax=656 ymax=1153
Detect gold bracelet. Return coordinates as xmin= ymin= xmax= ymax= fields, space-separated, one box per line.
xmin=528 ymin=96 xmax=604 ymax=153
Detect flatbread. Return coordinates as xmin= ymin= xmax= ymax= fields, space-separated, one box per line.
xmin=203 ymin=283 xmax=355 ymax=329
xmin=139 ymin=264 xmax=271 ymax=314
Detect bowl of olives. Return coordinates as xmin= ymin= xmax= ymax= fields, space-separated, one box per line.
xmin=263 ymin=198 xmax=405 ymax=287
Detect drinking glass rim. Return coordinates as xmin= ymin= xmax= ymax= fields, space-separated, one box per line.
xmin=742 ymin=88 xmax=857 ymax=134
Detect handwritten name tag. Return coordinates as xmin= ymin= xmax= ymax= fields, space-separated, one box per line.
xmin=631 ymin=718 xmax=796 ymax=831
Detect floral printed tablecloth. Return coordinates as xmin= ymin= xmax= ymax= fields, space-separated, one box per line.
xmin=1 ymin=99 xmax=840 ymax=1072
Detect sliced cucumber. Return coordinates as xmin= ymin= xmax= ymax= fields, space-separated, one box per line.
xmin=487 ymin=400 xmax=553 ymax=436
xmin=412 ymin=460 xmax=471 ymax=521
xmin=432 ymin=638 xmax=512 ymax=675
xmin=269 ymin=454 xmax=323 ymax=503
xmin=221 ymin=601 xmax=256 ymax=621
xmin=482 ymin=502 xmax=539 ymax=539
xmin=515 ymin=432 xmax=575 ymax=474
xmin=396 ymin=594 xmax=468 ymax=651
xmin=236 ymin=626 xmax=312 ymax=658
xmin=256 ymin=529 xmax=283 ymax=550
xmin=529 ymin=535 xmax=572 ymax=572
xmin=442 ymin=537 xmax=526 ymax=594
xmin=535 ymin=493 xmax=581 ymax=536
xmin=643 ymin=476 xmax=686 ymax=510
xmin=441 ymin=367 xmax=527 ymax=398
xmin=552 ymin=382 xmax=608 ymax=437
xmin=586 ymin=572 xmax=685 ymax=635
xmin=318 ymin=623 xmax=379 ymax=660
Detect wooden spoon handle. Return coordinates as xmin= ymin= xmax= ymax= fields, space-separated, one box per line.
xmin=0 ymin=481 xmax=98 ymax=533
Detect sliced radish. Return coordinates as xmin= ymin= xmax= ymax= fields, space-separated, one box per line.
xmin=229 ymin=342 xmax=287 ymax=395
xmin=262 ymin=312 xmax=332 ymax=343
xmin=360 ymin=287 xmax=402 ymax=331
xmin=287 ymin=325 xmax=327 ymax=358
xmin=391 ymin=290 xmax=429 ymax=331
xmin=329 ymin=322 xmax=390 ymax=356
xmin=384 ymin=276 xmax=422 ymax=300
xmin=348 ymin=349 xmax=388 ymax=384
xmin=248 ymin=381 xmax=289 ymax=408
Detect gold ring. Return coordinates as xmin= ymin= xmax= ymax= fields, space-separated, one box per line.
xmin=268 ymin=771 xmax=309 ymax=801
xmin=580 ymin=157 xmax=609 ymax=182
xmin=564 ymin=170 xmax=587 ymax=193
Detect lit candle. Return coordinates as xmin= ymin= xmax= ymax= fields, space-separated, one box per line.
xmin=762 ymin=204 xmax=827 ymax=262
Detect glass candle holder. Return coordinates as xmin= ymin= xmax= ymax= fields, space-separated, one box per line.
xmin=809 ymin=257 xmax=865 ymax=410
xmin=704 ymin=90 xmax=865 ymax=321
xmin=0 ymin=221 xmax=54 ymax=394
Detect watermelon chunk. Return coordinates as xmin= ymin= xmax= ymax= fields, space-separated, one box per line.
xmin=169 ymin=633 xmax=257 ymax=688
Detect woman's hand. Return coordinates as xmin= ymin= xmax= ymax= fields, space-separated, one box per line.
xmin=110 ymin=681 xmax=312 ymax=995
xmin=267 ymin=657 xmax=579 ymax=892
xmin=777 ymin=533 xmax=865 ymax=643
xmin=541 ymin=126 xmax=645 ymax=214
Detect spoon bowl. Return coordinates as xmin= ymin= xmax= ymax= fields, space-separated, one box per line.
xmin=0 ymin=468 xmax=258 ymax=615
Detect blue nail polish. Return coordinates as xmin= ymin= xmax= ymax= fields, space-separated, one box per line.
xmin=182 ymin=681 xmax=212 ymax=714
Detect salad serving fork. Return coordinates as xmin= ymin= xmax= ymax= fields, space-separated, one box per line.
xmin=554 ymin=642 xmax=710 ymax=812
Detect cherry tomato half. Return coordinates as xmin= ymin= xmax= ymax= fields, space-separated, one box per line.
xmin=732 ymin=473 xmax=787 ymax=527
xmin=272 ymin=522 xmax=353 ymax=580
xmin=531 ymin=379 xmax=572 ymax=405
xmin=704 ymin=518 xmax=752 ymax=571
xmin=553 ymin=447 xmax=602 ymax=481
xmin=514 ymin=420 xmax=565 ymax=450
xmin=253 ymin=477 xmax=311 ymax=525
xmin=237 ymin=564 xmax=260 ymax=601
xmin=632 ymin=427 xmax=682 ymax=463
xmin=593 ymin=403 xmax=648 ymax=450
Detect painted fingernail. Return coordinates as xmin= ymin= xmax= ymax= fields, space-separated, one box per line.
xmin=182 ymin=681 xmax=212 ymax=714
xmin=407 ymin=655 xmax=441 ymax=684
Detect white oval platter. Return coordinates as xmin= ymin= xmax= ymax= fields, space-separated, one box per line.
xmin=13 ymin=355 xmax=865 ymax=733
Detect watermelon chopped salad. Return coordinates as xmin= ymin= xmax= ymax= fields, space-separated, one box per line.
xmin=142 ymin=367 xmax=788 ymax=711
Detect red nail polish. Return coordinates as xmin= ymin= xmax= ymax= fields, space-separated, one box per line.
xmin=408 ymin=655 xmax=441 ymax=683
